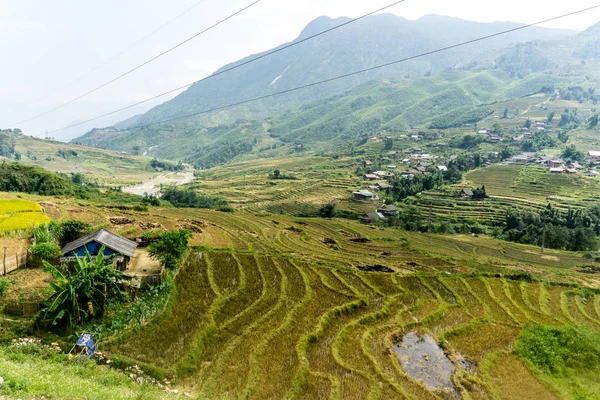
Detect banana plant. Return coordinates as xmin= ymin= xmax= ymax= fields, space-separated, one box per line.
xmin=40 ymin=246 xmax=128 ymax=329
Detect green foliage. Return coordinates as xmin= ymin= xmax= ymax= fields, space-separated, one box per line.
xmin=318 ymin=203 xmax=336 ymax=219
xmin=502 ymin=206 xmax=599 ymax=251
xmin=56 ymin=149 xmax=78 ymax=159
xmin=558 ymin=109 xmax=582 ymax=129
xmin=269 ymin=169 xmax=297 ymax=180
xmin=557 ymin=131 xmax=569 ymax=144
xmin=150 ymin=158 xmax=184 ymax=172
xmin=0 ymin=277 xmax=9 ymax=297
xmin=57 ymin=220 xmax=92 ymax=246
xmin=40 ymin=248 xmax=128 ymax=328
xmin=517 ymin=324 xmax=600 ymax=375
xmin=562 ymin=145 xmax=586 ymax=162
xmin=31 ymin=242 xmax=61 ymax=259
xmin=148 ymin=229 xmax=192 ymax=270
xmin=0 ymin=132 xmax=16 ymax=157
xmin=86 ymin=275 xmax=175 ymax=341
xmin=521 ymin=131 xmax=557 ymax=152
xmin=161 ymin=188 xmax=228 ymax=209
xmin=0 ymin=162 xmax=97 ymax=198
xmin=141 ymin=193 xmax=160 ymax=206
xmin=548 ymin=111 xmax=556 ymax=123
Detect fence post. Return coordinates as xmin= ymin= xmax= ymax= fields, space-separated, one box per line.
xmin=3 ymin=247 xmax=6 ymax=276
xmin=16 ymin=254 xmax=18 ymax=271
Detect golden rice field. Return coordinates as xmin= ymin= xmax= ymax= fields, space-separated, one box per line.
xmin=0 ymin=199 xmax=50 ymax=232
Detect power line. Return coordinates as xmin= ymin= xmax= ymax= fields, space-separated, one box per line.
xmin=47 ymin=0 xmax=409 ymax=133
xmin=32 ymin=0 xmax=210 ymax=106
xmin=14 ymin=0 xmax=263 ymax=126
xmin=58 ymin=4 xmax=600 ymax=136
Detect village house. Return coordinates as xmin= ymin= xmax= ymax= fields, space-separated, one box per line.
xmin=566 ymin=169 xmax=578 ymax=175
xmin=353 ymin=190 xmax=379 ymax=201
xmin=437 ymin=165 xmax=448 ymax=172
xmin=359 ymin=212 xmax=384 ymax=224
xmin=61 ymin=229 xmax=138 ymax=271
xmin=363 ymin=174 xmax=378 ymax=181
xmin=587 ymin=151 xmax=600 ymax=162
xmin=585 ymin=170 xmax=599 ymax=177
xmin=567 ymin=162 xmax=584 ymax=170
xmin=377 ymin=204 xmax=400 ymax=217
xmin=375 ymin=182 xmax=391 ymax=191
xmin=459 ymin=189 xmax=474 ymax=199
xmin=547 ymin=159 xmax=564 ymax=168
xmin=550 ymin=168 xmax=564 ymax=174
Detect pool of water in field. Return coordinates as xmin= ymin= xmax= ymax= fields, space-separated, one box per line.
xmin=392 ymin=332 xmax=459 ymax=398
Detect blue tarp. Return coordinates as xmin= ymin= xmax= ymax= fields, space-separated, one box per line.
xmin=76 ymin=333 xmax=96 ymax=358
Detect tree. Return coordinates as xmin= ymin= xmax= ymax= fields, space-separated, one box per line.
xmin=148 ymin=229 xmax=192 ymax=270
xmin=384 ymin=138 xmax=393 ymax=150
xmin=132 ymin=145 xmax=141 ymax=156
xmin=548 ymin=111 xmax=556 ymax=123
xmin=589 ymin=113 xmax=599 ymax=128
xmin=492 ymin=122 xmax=503 ymax=134
xmin=318 ymin=204 xmax=336 ymax=219
xmin=562 ymin=145 xmax=585 ymax=162
xmin=503 ymin=108 xmax=509 ymax=119
xmin=272 ymin=169 xmax=281 ymax=179
xmin=14 ymin=152 xmax=21 ymax=161
xmin=41 ymin=248 xmax=128 ymax=328
xmin=557 ymin=131 xmax=569 ymax=144
xmin=524 ymin=119 xmax=532 ymax=129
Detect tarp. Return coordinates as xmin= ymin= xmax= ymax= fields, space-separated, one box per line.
xmin=76 ymin=333 xmax=96 ymax=358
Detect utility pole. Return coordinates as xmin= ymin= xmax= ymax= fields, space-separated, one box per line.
xmin=3 ymin=247 xmax=7 ymax=276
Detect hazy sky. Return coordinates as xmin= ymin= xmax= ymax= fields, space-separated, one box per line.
xmin=2 ymin=0 xmax=600 ymax=140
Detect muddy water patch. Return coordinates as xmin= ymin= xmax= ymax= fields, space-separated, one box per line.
xmin=393 ymin=332 xmax=459 ymax=398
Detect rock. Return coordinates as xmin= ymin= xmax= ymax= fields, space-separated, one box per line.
xmin=0 ymin=376 xmax=3 ymax=388
xmin=136 ymin=377 xmax=144 ymax=385
xmin=172 ymin=389 xmax=179 ymax=394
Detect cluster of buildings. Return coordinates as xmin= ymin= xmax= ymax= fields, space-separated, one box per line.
xmin=508 ymin=151 xmax=600 ymax=176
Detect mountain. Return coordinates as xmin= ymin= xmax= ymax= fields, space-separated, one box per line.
xmin=121 ymin=14 xmax=575 ymax=127
xmin=73 ymin=14 xmax=580 ymax=166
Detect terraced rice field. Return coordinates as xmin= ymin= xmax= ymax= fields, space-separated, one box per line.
xmin=114 ymin=248 xmax=600 ymax=399
xmin=466 ymin=164 xmax=600 ymax=206
xmin=0 ymin=199 xmax=50 ymax=232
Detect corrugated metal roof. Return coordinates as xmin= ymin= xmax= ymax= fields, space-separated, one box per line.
xmin=61 ymin=229 xmax=138 ymax=257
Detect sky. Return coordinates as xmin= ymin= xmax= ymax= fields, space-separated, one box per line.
xmin=2 ymin=0 xmax=600 ymax=141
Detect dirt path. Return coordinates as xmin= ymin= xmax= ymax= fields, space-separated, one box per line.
xmin=123 ymin=171 xmax=195 ymax=196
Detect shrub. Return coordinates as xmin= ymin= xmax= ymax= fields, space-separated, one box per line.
xmin=31 ymin=242 xmax=61 ymax=259
xmin=0 ymin=277 xmax=10 ymax=297
xmin=148 ymin=229 xmax=192 ymax=270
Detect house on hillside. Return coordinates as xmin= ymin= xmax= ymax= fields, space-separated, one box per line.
xmin=377 ymin=204 xmax=399 ymax=217
xmin=566 ymin=168 xmax=578 ymax=175
xmin=550 ymin=168 xmax=564 ymax=174
xmin=568 ymin=162 xmax=584 ymax=170
xmin=353 ymin=190 xmax=378 ymax=201
xmin=459 ymin=189 xmax=474 ymax=199
xmin=548 ymin=159 xmax=564 ymax=168
xmin=437 ymin=165 xmax=448 ymax=172
xmin=363 ymin=174 xmax=378 ymax=181
xmin=61 ymin=229 xmax=138 ymax=271
xmin=375 ymin=182 xmax=391 ymax=191
xmin=584 ymin=170 xmax=599 ymax=177
xmin=587 ymin=151 xmax=600 ymax=162
xmin=359 ymin=212 xmax=384 ymax=224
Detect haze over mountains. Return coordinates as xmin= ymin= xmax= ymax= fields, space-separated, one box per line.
xmin=73 ymin=13 xmax=594 ymax=167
